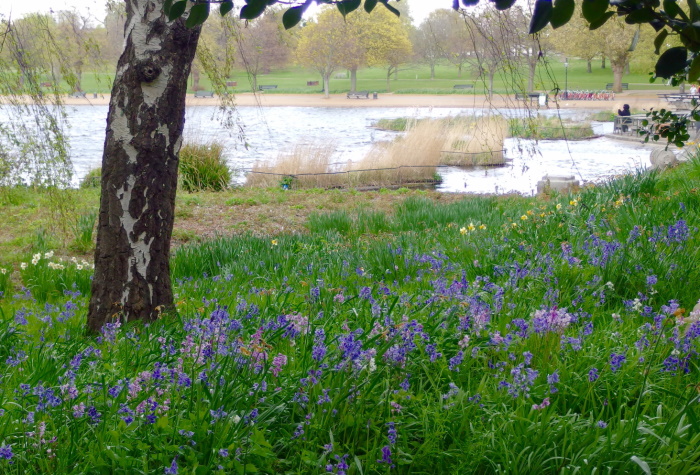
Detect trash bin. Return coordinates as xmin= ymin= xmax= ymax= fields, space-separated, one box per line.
xmin=373 ymin=92 xmax=378 ymax=100
xmin=93 ymin=93 xmax=98 ymax=99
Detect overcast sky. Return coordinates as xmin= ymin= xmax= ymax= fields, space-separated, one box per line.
xmin=1 ymin=0 xmax=455 ymax=25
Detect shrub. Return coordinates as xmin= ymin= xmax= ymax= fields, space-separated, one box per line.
xmin=179 ymin=141 xmax=231 ymax=192
xmin=80 ymin=168 xmax=101 ymax=188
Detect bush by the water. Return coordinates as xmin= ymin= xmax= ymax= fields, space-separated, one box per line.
xmin=1 ymin=160 xmax=700 ymax=473
xmin=79 ymin=168 xmax=101 ymax=188
xmin=179 ymin=141 xmax=231 ymax=192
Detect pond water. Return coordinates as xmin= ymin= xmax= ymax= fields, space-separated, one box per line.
xmin=9 ymin=104 xmax=651 ymax=194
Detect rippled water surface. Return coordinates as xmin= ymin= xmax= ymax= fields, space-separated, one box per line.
xmin=16 ymin=105 xmax=652 ymax=194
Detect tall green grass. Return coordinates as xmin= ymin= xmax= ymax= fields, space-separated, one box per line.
xmin=179 ymin=141 xmax=232 ymax=192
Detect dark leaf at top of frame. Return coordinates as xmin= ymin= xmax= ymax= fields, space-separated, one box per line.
xmin=282 ymin=5 xmax=305 ymax=29
xmin=663 ymin=0 xmax=682 ymax=19
xmin=492 ymin=0 xmax=517 ymax=11
xmin=164 ymin=0 xmax=174 ymax=16
xmin=680 ymin=24 xmax=700 ymax=52
xmin=654 ymin=29 xmax=668 ymax=54
xmin=168 ymin=0 xmax=187 ymax=21
xmin=582 ymin=0 xmax=610 ymax=23
xmin=654 ymin=46 xmax=688 ymax=78
xmin=688 ymin=54 xmax=700 ymax=82
xmin=624 ymin=7 xmax=656 ymax=23
xmin=460 ymin=0 xmax=481 ymax=7
xmin=529 ymin=0 xmax=553 ymax=34
xmin=589 ymin=11 xmax=615 ymax=29
xmin=220 ymin=1 xmax=234 ymax=16
xmin=379 ymin=0 xmax=400 ymax=16
xmin=551 ymin=0 xmax=575 ymax=29
xmin=241 ymin=0 xmax=267 ymax=20
xmin=365 ymin=0 xmax=378 ymax=13
xmin=186 ymin=3 xmax=210 ymax=28
xmin=337 ymin=0 xmax=362 ymax=17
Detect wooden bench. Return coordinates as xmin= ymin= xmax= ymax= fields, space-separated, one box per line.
xmin=347 ymin=91 xmax=369 ymax=99
xmin=258 ymin=85 xmax=277 ymax=91
xmin=40 ymin=82 xmax=52 ymax=87
xmin=69 ymin=91 xmax=86 ymax=98
xmin=515 ymin=92 xmax=548 ymax=106
xmin=606 ymin=83 xmax=629 ymax=90
xmin=226 ymin=81 xmax=237 ymax=87
xmin=453 ymin=84 xmax=473 ymax=89
xmin=307 ymin=81 xmax=319 ymax=86
xmin=194 ymin=90 xmax=214 ymax=98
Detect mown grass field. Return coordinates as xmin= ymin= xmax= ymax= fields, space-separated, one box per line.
xmin=1 ymin=157 xmax=700 ymax=473
xmin=58 ymin=59 xmax=676 ymax=95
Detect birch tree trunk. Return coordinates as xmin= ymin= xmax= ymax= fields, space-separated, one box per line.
xmin=87 ymin=0 xmax=201 ymax=333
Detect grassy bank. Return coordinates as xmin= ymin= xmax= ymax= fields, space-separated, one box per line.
xmin=1 ymin=160 xmax=700 ymax=473
xmin=34 ymin=59 xmax=678 ymax=95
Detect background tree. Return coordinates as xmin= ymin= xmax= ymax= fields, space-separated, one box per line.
xmin=414 ymin=13 xmax=450 ymax=80
xmin=362 ymin=6 xmax=412 ymax=91
xmin=234 ymin=10 xmax=291 ymax=91
xmin=55 ymin=9 xmax=99 ymax=93
xmin=464 ymin=6 xmax=522 ymax=97
xmin=295 ymin=7 xmax=349 ymax=98
xmin=549 ymin=12 xmax=605 ymax=74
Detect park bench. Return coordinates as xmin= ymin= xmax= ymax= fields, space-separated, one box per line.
xmin=258 ymin=85 xmax=277 ymax=91
xmin=194 ymin=90 xmax=214 ymax=98
xmin=226 ymin=81 xmax=237 ymax=87
xmin=515 ymin=92 xmax=548 ymax=106
xmin=40 ymin=82 xmax=52 ymax=87
xmin=606 ymin=83 xmax=629 ymax=90
xmin=307 ymin=81 xmax=319 ymax=86
xmin=69 ymin=91 xmax=86 ymax=98
xmin=347 ymin=91 xmax=370 ymax=99
xmin=453 ymin=84 xmax=473 ymax=89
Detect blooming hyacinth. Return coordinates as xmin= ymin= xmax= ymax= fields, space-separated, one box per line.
xmin=609 ymin=353 xmax=626 ymax=373
xmin=0 ymin=444 xmax=13 ymax=460
xmin=532 ymin=307 xmax=573 ymax=334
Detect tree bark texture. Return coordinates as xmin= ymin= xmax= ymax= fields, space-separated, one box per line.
xmin=87 ymin=0 xmax=201 ymax=333
xmin=612 ymin=62 xmax=624 ymax=93
xmin=350 ymin=68 xmax=357 ymax=92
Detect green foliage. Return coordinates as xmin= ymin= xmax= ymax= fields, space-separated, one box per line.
xmin=70 ymin=211 xmax=97 ymax=254
xmin=79 ymin=168 xmax=102 ymax=189
xmin=178 ymin=141 xmax=231 ymax=192
xmin=508 ymin=117 xmax=596 ymax=140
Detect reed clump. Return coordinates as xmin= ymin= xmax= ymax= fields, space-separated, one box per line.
xmin=346 ymin=119 xmax=443 ymax=187
xmin=179 ymin=141 xmax=231 ymax=192
xmin=440 ymin=116 xmax=508 ymax=166
xmin=246 ymin=143 xmax=339 ymax=189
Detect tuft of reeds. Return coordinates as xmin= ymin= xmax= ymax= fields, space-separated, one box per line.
xmin=440 ymin=116 xmax=507 ymax=166
xmin=245 ymin=143 xmax=338 ymax=189
xmin=179 ymin=141 xmax=231 ymax=192
xmin=246 ymin=121 xmax=444 ymax=190
xmin=347 ymin=119 xmax=443 ymax=186
xmin=508 ymin=116 xmax=596 ymax=140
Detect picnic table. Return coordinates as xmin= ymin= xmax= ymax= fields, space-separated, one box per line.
xmin=194 ymin=90 xmax=214 ymax=98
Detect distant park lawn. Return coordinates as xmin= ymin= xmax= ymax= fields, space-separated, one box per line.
xmin=51 ymin=58 xmax=676 ymax=96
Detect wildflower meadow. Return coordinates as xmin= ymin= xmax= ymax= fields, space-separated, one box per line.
xmin=1 ymin=160 xmax=700 ymax=473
